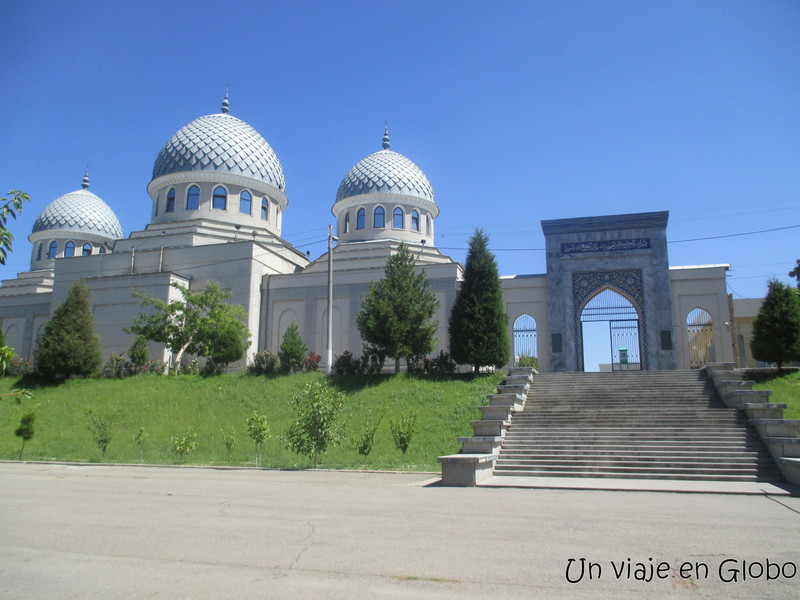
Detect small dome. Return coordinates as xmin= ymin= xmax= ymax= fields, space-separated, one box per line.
xmin=336 ymin=145 xmax=435 ymax=204
xmin=32 ymin=187 xmax=123 ymax=240
xmin=152 ymin=113 xmax=285 ymax=190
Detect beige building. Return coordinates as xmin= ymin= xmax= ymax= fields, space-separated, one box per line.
xmin=0 ymin=97 xmax=760 ymax=372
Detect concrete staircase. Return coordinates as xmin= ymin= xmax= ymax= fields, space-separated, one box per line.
xmin=492 ymin=370 xmax=783 ymax=482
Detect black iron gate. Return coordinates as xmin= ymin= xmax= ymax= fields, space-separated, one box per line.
xmin=609 ymin=319 xmax=641 ymax=370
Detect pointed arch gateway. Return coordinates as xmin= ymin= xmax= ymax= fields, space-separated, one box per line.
xmin=579 ymin=287 xmax=643 ymax=371
xmin=513 ymin=314 xmax=537 ymax=365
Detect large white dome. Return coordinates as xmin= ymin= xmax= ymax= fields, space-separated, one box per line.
xmin=151 ymin=109 xmax=285 ymax=191
xmin=335 ymin=131 xmax=434 ymax=204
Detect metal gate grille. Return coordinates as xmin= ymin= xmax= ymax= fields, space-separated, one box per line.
xmin=580 ymin=289 xmax=642 ymax=371
xmin=513 ymin=314 xmax=537 ymax=364
xmin=687 ymin=308 xmax=714 ymax=369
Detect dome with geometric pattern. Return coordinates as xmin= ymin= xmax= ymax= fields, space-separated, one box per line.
xmin=335 ymin=130 xmax=434 ymax=204
xmin=151 ymin=110 xmax=285 ymax=191
xmin=32 ymin=176 xmax=123 ymax=240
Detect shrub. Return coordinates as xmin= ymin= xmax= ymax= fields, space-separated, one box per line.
xmin=362 ymin=348 xmax=385 ymax=374
xmin=177 ymin=358 xmax=199 ymax=375
xmin=517 ymin=354 xmax=538 ymax=369
xmin=128 ymin=335 xmax=149 ymax=367
xmin=407 ymin=355 xmax=426 ymax=376
xmin=424 ymin=351 xmax=457 ymax=375
xmin=172 ymin=427 xmax=198 ymax=459
xmin=221 ymin=427 xmax=238 ymax=453
xmin=352 ymin=413 xmax=383 ymax=468
xmin=101 ymin=353 xmax=132 ymax=379
xmin=5 ymin=356 xmax=33 ymax=377
xmin=333 ymin=351 xmax=364 ymax=375
xmin=247 ymin=350 xmax=280 ymax=376
xmin=133 ymin=427 xmax=148 ymax=463
xmin=303 ymin=352 xmax=321 ymax=372
xmin=200 ymin=357 xmax=224 ymax=377
xmin=143 ymin=359 xmax=167 ymax=375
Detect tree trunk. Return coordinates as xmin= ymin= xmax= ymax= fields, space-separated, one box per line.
xmin=395 ymin=357 xmax=401 ymax=374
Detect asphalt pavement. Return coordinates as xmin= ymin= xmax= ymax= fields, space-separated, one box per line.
xmin=1 ymin=462 xmax=798 ymax=599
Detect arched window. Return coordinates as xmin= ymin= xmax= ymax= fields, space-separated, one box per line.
xmin=165 ymin=188 xmax=176 ymax=212
xmin=239 ymin=190 xmax=252 ymax=215
xmin=154 ymin=196 xmax=159 ymax=216
xmin=261 ymin=197 xmax=269 ymax=220
xmin=186 ymin=185 xmax=200 ymax=210
xmin=393 ymin=207 xmax=404 ymax=229
xmin=36 ymin=243 xmax=42 ymax=261
xmin=64 ymin=241 xmax=75 ymax=257
xmin=513 ymin=314 xmax=538 ymax=365
xmin=426 ymin=215 xmax=431 ymax=235
xmin=344 ymin=212 xmax=350 ymax=233
xmin=82 ymin=243 xmax=92 ymax=256
xmin=276 ymin=206 xmax=281 ymax=226
xmin=686 ymin=308 xmax=714 ymax=369
xmin=212 ymin=186 xmax=227 ymax=210
xmin=47 ymin=241 xmax=57 ymax=259
xmin=99 ymin=246 xmax=106 ymax=254
xmin=356 ymin=208 xmax=366 ymax=230
xmin=374 ymin=206 xmax=385 ymax=228
xmin=411 ymin=210 xmax=420 ymax=232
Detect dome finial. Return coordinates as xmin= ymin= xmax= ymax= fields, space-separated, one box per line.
xmin=82 ymin=167 xmax=90 ymax=189
xmin=222 ymin=83 xmax=230 ymax=114
xmin=382 ymin=121 xmax=390 ymax=150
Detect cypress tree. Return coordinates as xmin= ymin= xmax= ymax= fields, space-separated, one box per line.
xmin=449 ymin=229 xmax=510 ymax=372
xmin=356 ymin=243 xmax=439 ymax=373
xmin=279 ymin=323 xmax=308 ymax=374
xmin=35 ymin=280 xmax=103 ymax=379
xmin=750 ymin=279 xmax=800 ymax=371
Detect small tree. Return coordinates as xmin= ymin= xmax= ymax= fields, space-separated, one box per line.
xmin=128 ymin=335 xmax=149 ymax=368
xmin=15 ymin=412 xmax=35 ymax=460
xmin=390 ymin=413 xmax=416 ymax=468
xmin=133 ymin=427 xmax=148 ymax=463
xmin=356 ymin=244 xmax=439 ymax=373
xmin=221 ymin=427 xmax=238 ymax=454
xmin=36 ymin=280 xmax=103 ymax=379
xmin=449 ymin=229 xmax=510 ymax=372
xmin=126 ymin=281 xmax=249 ymax=373
xmin=279 ymin=323 xmax=307 ymax=374
xmin=751 ymin=279 xmax=800 ymax=371
xmin=86 ymin=411 xmax=113 ymax=457
xmin=0 ymin=190 xmax=30 ymax=265
xmin=246 ymin=411 xmax=270 ymax=466
xmin=172 ymin=427 xmax=198 ymax=460
xmin=352 ymin=413 xmax=383 ymax=468
xmin=282 ymin=380 xmax=344 ymax=467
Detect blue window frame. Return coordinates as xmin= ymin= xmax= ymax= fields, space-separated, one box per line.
xmin=239 ymin=190 xmax=252 ymax=215
xmin=393 ymin=207 xmax=404 ymax=229
xmin=261 ymin=197 xmax=268 ymax=220
xmin=47 ymin=241 xmax=57 ymax=259
xmin=411 ymin=210 xmax=420 ymax=232
xmin=166 ymin=188 xmax=176 ymax=212
xmin=374 ymin=206 xmax=385 ymax=228
xmin=82 ymin=243 xmax=92 ymax=256
xmin=64 ymin=241 xmax=75 ymax=257
xmin=186 ymin=185 xmax=200 ymax=210
xmin=356 ymin=208 xmax=365 ymax=230
xmin=36 ymin=243 xmax=42 ymax=261
xmin=212 ymin=186 xmax=227 ymax=210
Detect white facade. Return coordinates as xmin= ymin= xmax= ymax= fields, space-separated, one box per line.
xmin=0 ymin=98 xmax=756 ymax=372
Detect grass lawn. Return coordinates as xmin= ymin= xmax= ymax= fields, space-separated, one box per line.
xmin=753 ymin=369 xmax=800 ymax=420
xmin=0 ymin=371 xmax=503 ymax=471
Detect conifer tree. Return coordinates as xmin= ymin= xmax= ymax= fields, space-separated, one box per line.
xmin=279 ymin=323 xmax=308 ymax=374
xmin=448 ymin=229 xmax=510 ymax=372
xmin=750 ymin=279 xmax=800 ymax=371
xmin=36 ymin=280 xmax=103 ymax=379
xmin=356 ymin=243 xmax=438 ymax=373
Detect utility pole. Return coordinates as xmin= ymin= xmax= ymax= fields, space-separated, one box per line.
xmin=325 ymin=225 xmax=337 ymax=375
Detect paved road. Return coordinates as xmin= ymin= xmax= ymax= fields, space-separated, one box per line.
xmin=0 ymin=463 xmax=798 ymax=599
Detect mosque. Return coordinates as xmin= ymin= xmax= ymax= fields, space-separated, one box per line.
xmin=0 ymin=95 xmax=761 ymax=373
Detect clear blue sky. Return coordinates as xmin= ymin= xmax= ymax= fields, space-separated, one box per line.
xmin=1 ymin=0 xmax=798 ymax=301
